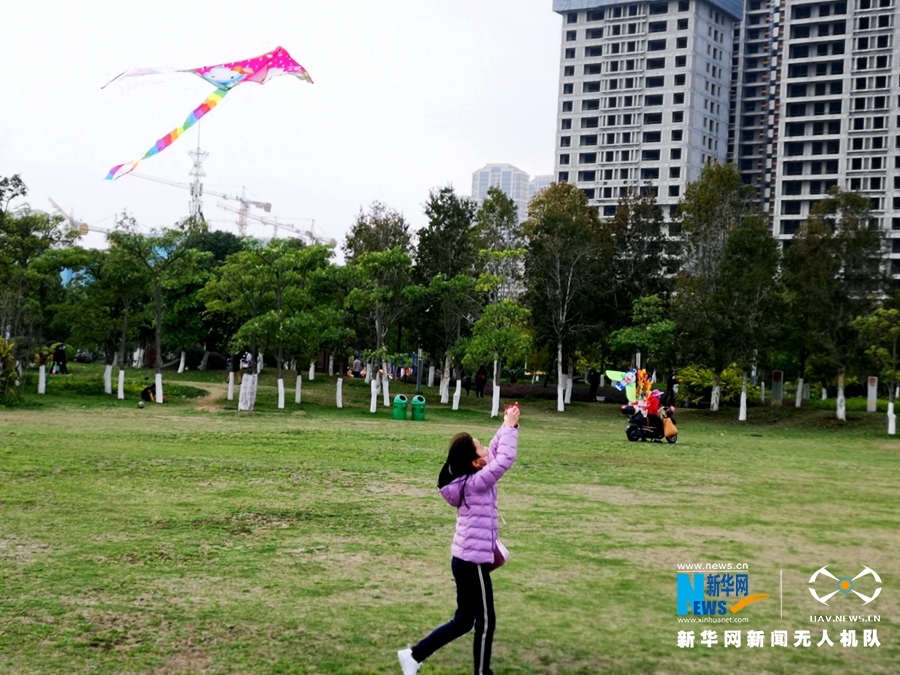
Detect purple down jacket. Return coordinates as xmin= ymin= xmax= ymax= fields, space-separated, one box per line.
xmin=439 ymin=424 xmax=518 ymax=564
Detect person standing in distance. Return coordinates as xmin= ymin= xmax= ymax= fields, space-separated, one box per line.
xmin=398 ymin=404 xmax=520 ymax=675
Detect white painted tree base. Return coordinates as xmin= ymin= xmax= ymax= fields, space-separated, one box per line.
xmin=821 ymin=387 xmax=827 ymax=400
xmin=118 ymin=370 xmax=125 ymax=400
xmin=564 ymin=376 xmax=573 ymax=404
xmin=295 ymin=375 xmax=302 ymax=404
xmin=761 ymin=382 xmax=766 ymax=403
xmin=277 ymin=379 xmax=285 ymax=409
xmin=428 ymin=366 xmax=435 ymax=387
xmin=328 ymin=356 xmax=334 ymax=376
xmin=795 ymin=378 xmax=804 ymax=408
xmin=178 ymin=350 xmax=186 ymax=374
xmin=738 ymin=374 xmax=748 ymax=422
xmin=370 ymin=378 xmax=380 ymax=413
xmin=491 ymin=384 xmax=501 ymax=418
xmin=155 ymin=373 xmax=163 ymax=404
xmin=336 ymin=378 xmax=343 ymax=408
xmin=104 ymin=365 xmax=113 ymax=394
xmin=308 ymin=363 xmax=315 ymax=381
xmin=557 ymin=383 xmax=565 ymax=412
xmin=38 ymin=365 xmax=46 ymax=395
xmin=239 ymin=374 xmax=257 ymax=411
xmin=888 ymin=401 xmax=896 ymax=435
xmin=836 ymin=386 xmax=846 ymax=421
xmin=381 ymin=367 xmax=390 ymax=407
xmin=227 ymin=372 xmax=235 ymax=400
xmin=452 ymin=380 xmax=461 ymax=410
xmin=364 ymin=365 xmax=372 ymax=385
xmin=710 ymin=383 xmax=721 ymax=412
xmin=440 ymin=376 xmax=450 ymax=404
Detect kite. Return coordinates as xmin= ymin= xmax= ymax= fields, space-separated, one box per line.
xmin=103 ymin=46 xmax=313 ymax=180
xmin=606 ymin=369 xmax=638 ymax=404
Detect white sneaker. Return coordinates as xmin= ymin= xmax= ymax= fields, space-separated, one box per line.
xmin=397 ymin=647 xmax=421 ymax=675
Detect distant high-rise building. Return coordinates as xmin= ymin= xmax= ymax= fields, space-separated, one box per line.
xmin=471 ymin=164 xmax=551 ymax=222
xmin=554 ymin=0 xmax=900 ymax=272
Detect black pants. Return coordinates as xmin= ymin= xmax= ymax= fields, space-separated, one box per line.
xmin=475 ymin=381 xmax=486 ymax=398
xmin=412 ymin=557 xmax=495 ymax=675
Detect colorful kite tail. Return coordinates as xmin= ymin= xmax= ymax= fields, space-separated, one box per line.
xmin=106 ymin=87 xmax=229 ymax=180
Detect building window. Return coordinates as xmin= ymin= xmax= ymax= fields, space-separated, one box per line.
xmin=560 ymin=154 xmax=570 ymax=165
xmin=668 ymin=185 xmax=681 ymax=197
xmin=647 ymin=58 xmax=666 ymax=69
xmin=650 ymin=2 xmax=669 ymax=14
xmin=645 ymin=112 xmax=663 ymax=124
xmin=558 ymin=172 xmax=569 ymax=182
xmin=647 ymin=76 xmax=665 ymax=87
xmin=561 ymin=119 xmax=572 ymax=130
xmin=649 ymin=21 xmax=668 ymax=32
xmin=578 ymin=170 xmax=597 ymax=181
xmin=674 ymin=92 xmax=685 ymax=104
xmin=560 ymin=136 xmax=571 ymax=147
xmin=672 ymin=111 xmax=684 ymax=122
xmin=587 ymin=9 xmax=604 ymax=21
xmin=583 ymin=81 xmax=601 ymax=93
xmin=642 ymin=168 xmax=661 ymax=180
xmin=646 ymin=94 xmax=664 ymax=106
xmin=671 ymin=148 xmax=682 ymax=159
xmin=567 ymin=12 xmax=578 ymax=23
xmin=674 ymin=74 xmax=686 ymax=85
xmin=564 ymin=66 xmax=575 ymax=78
xmin=678 ymin=0 xmax=689 ymax=8
xmin=565 ymin=48 xmax=576 ymax=59
xmin=672 ymin=130 xmax=683 ymax=141
xmin=648 ymin=39 xmax=667 ymax=51
xmin=582 ymin=99 xmax=600 ymax=111
xmin=644 ymin=131 xmax=662 ymax=142
xmin=676 ymin=37 xmax=688 ymax=49
xmin=581 ymin=117 xmax=599 ymax=128
xmin=562 ymin=101 xmax=573 ymax=112
xmin=670 ymin=166 xmax=681 ymax=178
xmin=563 ymin=83 xmax=574 ymax=95
xmin=642 ymin=149 xmax=662 ymax=161
xmin=677 ymin=18 xmax=689 ymax=29
xmin=586 ymin=46 xmax=603 ymax=57
xmin=580 ymin=134 xmax=598 ymax=146
xmin=579 ymin=152 xmax=597 ymax=164
xmin=587 ymin=28 xmax=604 ymax=39
xmin=566 ymin=30 xmax=577 ymax=41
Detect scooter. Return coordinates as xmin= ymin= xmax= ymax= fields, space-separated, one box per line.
xmin=621 ymin=405 xmax=678 ymax=443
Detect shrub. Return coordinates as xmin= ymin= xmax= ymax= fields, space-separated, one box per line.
xmin=676 ymin=364 xmax=760 ymax=407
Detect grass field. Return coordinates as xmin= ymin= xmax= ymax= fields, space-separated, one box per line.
xmin=1 ymin=364 xmax=897 ymax=674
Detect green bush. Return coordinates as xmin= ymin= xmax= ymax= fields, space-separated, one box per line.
xmin=676 ymin=364 xmax=760 ymax=407
xmin=48 ymin=375 xmax=206 ymax=399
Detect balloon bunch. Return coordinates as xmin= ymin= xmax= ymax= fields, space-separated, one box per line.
xmin=635 ymin=369 xmax=652 ymax=403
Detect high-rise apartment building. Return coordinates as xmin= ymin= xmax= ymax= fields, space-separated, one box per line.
xmin=553 ymin=0 xmax=742 ymax=220
xmin=554 ymin=0 xmax=900 ymax=271
xmin=471 ymin=164 xmax=552 ymax=221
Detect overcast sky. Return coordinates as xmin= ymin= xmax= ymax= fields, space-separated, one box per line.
xmin=2 ymin=0 xmax=562 ymax=253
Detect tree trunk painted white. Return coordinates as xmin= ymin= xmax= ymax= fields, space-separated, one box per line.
xmin=491 ymin=359 xmax=501 ymax=418
xmin=452 ymin=380 xmax=462 ymax=410
xmin=336 ymin=377 xmax=343 ymax=408
xmin=238 ymin=376 xmax=249 ymax=410
xmin=710 ymin=372 xmax=721 ymax=412
xmin=428 ymin=365 xmax=435 ymax=387
xmin=821 ymin=386 xmax=827 ymax=400
xmin=888 ymin=400 xmax=896 ymax=435
xmin=440 ymin=355 xmax=451 ymax=404
xmin=328 ymin=355 xmax=334 ymax=376
xmin=381 ymin=361 xmax=390 ymax=406
xmin=370 ymin=377 xmax=380 ymax=413
xmin=295 ymin=375 xmax=302 ymax=404
xmin=277 ymin=378 xmax=285 ymax=409
xmin=155 ymin=372 xmax=163 ymax=404
xmin=132 ymin=348 xmax=141 ymax=368
xmin=117 ymin=369 xmax=125 ymax=400
xmin=600 ymin=374 xmax=606 ymax=388
xmin=104 ymin=364 xmax=113 ymax=394
xmin=795 ymin=377 xmax=804 ymax=408
xmin=308 ymin=361 xmax=315 ymax=380
xmin=557 ymin=342 xmax=565 ymax=413
xmin=836 ymin=370 xmax=846 ymax=422
xmin=257 ymin=353 xmax=264 ymax=374
xmin=227 ymin=372 xmax=235 ymax=400
xmin=238 ymin=373 xmax=257 ymax=411
xmin=635 ymin=351 xmax=641 ymax=369
xmin=761 ymin=381 xmax=766 ymax=403
xmin=199 ymin=350 xmax=209 ymax=371
xmin=177 ymin=350 xmax=186 ymax=374
xmin=651 ymin=369 xmax=657 ymax=384
xmin=738 ymin=371 xmax=748 ymax=422
xmin=564 ymin=365 xmax=574 ymax=404
xmin=364 ymin=363 xmax=372 ymax=384
xmin=38 ymin=364 xmax=46 ymax=394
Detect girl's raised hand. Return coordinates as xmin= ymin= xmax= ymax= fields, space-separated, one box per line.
xmin=503 ymin=403 xmax=520 ymax=428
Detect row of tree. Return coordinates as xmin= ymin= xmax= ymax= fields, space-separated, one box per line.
xmin=0 ymin=165 xmax=894 ymax=421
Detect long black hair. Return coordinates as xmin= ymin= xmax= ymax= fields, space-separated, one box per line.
xmin=437 ymin=432 xmax=480 ymax=491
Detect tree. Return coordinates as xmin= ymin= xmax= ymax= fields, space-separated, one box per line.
xmin=524 ymin=182 xmax=610 ymax=412
xmin=109 ymin=218 xmax=208 ymax=403
xmin=782 ymin=188 xmax=885 ymax=420
xmin=606 ymin=189 xmax=674 ymax=330
xmin=673 ymin=163 xmax=764 ymax=411
xmin=0 ymin=175 xmax=77 ymax=400
xmin=343 ymin=202 xmax=412 ymax=262
xmin=608 ymin=295 xmax=676 ymax=374
xmin=464 ymin=300 xmax=531 ymax=417
xmin=416 ymin=187 xmax=479 ymax=282
xmin=474 ymin=186 xmax=526 ymax=304
xmin=855 ymin=307 xmax=900 ymax=432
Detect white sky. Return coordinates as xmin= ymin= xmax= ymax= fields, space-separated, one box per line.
xmin=1 ymin=0 xmax=561 ymax=253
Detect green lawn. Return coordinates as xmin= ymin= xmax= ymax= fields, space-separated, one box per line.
xmin=1 ymin=364 xmax=897 ymax=674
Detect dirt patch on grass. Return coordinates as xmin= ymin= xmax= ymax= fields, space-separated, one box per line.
xmin=180 ymin=380 xmax=227 ymax=413
xmin=153 ymin=643 xmax=212 ymax=674
xmin=0 ymin=534 xmax=51 ymax=564
xmin=567 ymin=484 xmax=672 ymax=506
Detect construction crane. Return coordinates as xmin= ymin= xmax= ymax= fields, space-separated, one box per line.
xmin=48 ymin=197 xmax=112 ymax=238
xmin=128 ymin=172 xmax=271 ymax=235
xmin=217 ymin=203 xmax=335 ymax=246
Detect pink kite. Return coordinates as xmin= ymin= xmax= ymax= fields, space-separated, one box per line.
xmin=104 ymin=46 xmax=313 ymax=180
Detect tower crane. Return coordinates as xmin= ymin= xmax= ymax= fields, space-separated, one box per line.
xmin=128 ymin=172 xmax=271 ymax=235
xmin=217 ymin=203 xmax=335 ymax=247
xmin=48 ymin=197 xmax=112 ymax=238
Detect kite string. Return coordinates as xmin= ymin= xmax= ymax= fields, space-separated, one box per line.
xmin=106 ymin=87 xmax=229 ymax=180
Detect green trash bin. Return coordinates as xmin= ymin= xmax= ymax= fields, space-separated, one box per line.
xmin=392 ymin=394 xmax=408 ymax=420
xmin=411 ymin=394 xmax=426 ymax=421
